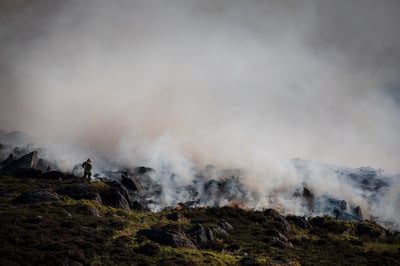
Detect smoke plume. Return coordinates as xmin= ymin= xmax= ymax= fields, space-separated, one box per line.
xmin=1 ymin=1 xmax=399 ymax=228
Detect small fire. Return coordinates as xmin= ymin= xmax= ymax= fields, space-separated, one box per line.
xmin=176 ymin=203 xmax=185 ymax=210
xmin=228 ymin=201 xmax=246 ymax=209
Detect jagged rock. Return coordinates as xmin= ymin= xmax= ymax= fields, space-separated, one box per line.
xmin=293 ymin=185 xmax=315 ymax=211
xmin=286 ymin=216 xmax=309 ymax=229
xmin=302 ymin=186 xmax=314 ymax=199
xmin=353 ymin=206 xmax=363 ymax=220
xmin=264 ymin=209 xmax=291 ymax=232
xmin=188 ymin=224 xmax=208 ymax=245
xmin=125 ymin=166 xmax=158 ymax=195
xmin=219 ymin=177 xmax=247 ymax=201
xmin=213 ymin=226 xmax=230 ymax=237
xmin=1 ymin=151 xmax=38 ymax=173
xmin=205 ymin=227 xmax=214 ymax=241
xmin=56 ymin=184 xmax=102 ymax=203
xmin=265 ymin=230 xmax=293 ymax=248
xmin=103 ymin=180 xmax=130 ymax=203
xmin=314 ymin=196 xmax=361 ymax=222
xmin=121 ymin=174 xmax=140 ymax=191
xmin=100 ymin=189 xmax=130 ymax=210
xmin=218 ymin=219 xmax=234 ymax=230
xmin=1 ymin=153 xmax=15 ymax=167
xmin=265 ymin=229 xmax=290 ymax=243
xmin=132 ymin=166 xmax=154 ymax=175
xmin=316 ymin=196 xmax=347 ymax=211
xmin=12 ymin=191 xmax=60 ymax=204
xmin=137 ymin=225 xmax=197 ymax=249
xmin=88 ymin=207 xmax=102 ymax=217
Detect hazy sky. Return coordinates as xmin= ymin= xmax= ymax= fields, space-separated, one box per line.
xmin=1 ymin=0 xmax=400 ymax=172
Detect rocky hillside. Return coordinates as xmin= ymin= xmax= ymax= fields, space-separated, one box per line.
xmin=0 ymin=172 xmax=399 ymax=265
xmin=0 ymin=140 xmax=399 ymax=265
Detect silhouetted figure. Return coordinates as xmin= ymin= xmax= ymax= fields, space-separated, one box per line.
xmin=82 ymin=158 xmax=92 ymax=182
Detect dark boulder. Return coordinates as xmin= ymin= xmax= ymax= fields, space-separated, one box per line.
xmin=1 ymin=153 xmax=15 ymax=168
xmin=121 ymin=175 xmax=141 ymax=191
xmin=315 ymin=196 xmax=361 ymax=222
xmin=302 ymin=186 xmax=314 ymax=199
xmin=188 ymin=224 xmax=208 ymax=245
xmin=100 ymin=189 xmax=130 ymax=210
xmin=286 ymin=215 xmax=309 ymax=229
xmin=12 ymin=191 xmax=60 ymax=204
xmin=213 ymin=226 xmax=230 ymax=237
xmin=1 ymin=151 xmax=38 ymax=173
xmin=205 ymin=227 xmax=214 ymax=241
xmin=264 ymin=229 xmax=294 ymax=249
xmin=353 ymin=206 xmax=363 ymax=220
xmin=137 ymin=224 xmax=197 ymax=249
xmin=315 ymin=195 xmax=347 ymax=213
xmin=125 ymin=166 xmax=157 ymax=194
xmin=293 ymin=185 xmax=314 ymax=211
xmin=218 ymin=219 xmax=234 ymax=230
xmin=56 ymin=184 xmax=102 ymax=203
xmin=103 ymin=180 xmax=130 ymax=202
xmin=264 ymin=209 xmax=291 ymax=232
xmin=132 ymin=166 xmax=154 ymax=175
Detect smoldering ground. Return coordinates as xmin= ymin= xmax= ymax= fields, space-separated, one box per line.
xmin=0 ymin=1 xmax=399 ymax=228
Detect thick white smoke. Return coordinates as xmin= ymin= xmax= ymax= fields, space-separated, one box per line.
xmin=1 ymin=0 xmax=399 ymax=228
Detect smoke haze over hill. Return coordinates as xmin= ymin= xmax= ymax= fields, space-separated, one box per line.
xmin=1 ymin=1 xmax=400 ymax=228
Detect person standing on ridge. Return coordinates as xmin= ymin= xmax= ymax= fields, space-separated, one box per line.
xmin=82 ymin=158 xmax=92 ymax=182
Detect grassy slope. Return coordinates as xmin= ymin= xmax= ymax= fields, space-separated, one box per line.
xmin=0 ymin=175 xmax=399 ymax=266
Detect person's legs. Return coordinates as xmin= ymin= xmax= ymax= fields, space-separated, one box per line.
xmin=84 ymin=172 xmax=89 ymax=182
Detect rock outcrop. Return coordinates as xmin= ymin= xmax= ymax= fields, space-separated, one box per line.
xmin=12 ymin=191 xmax=60 ymax=204
xmin=56 ymin=183 xmax=102 ymax=203
xmin=1 ymin=151 xmax=38 ymax=173
xmin=137 ymin=224 xmax=197 ymax=249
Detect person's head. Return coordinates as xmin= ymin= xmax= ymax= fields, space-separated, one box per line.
xmin=87 ymin=158 xmax=91 ymax=162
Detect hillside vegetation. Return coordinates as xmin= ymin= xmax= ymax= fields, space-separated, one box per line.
xmin=0 ymin=174 xmax=399 ymax=266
